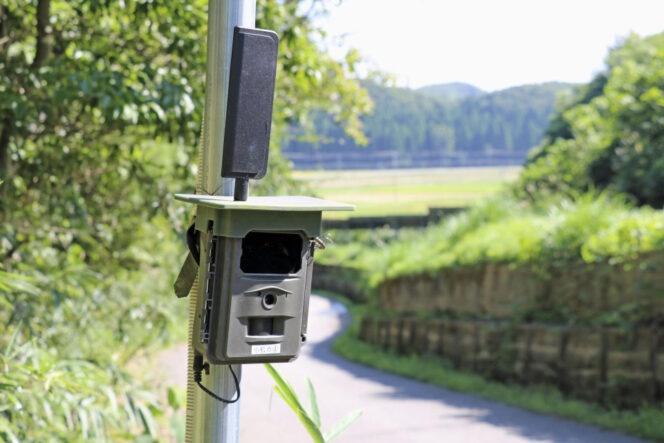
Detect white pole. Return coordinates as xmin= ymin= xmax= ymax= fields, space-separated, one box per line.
xmin=186 ymin=1 xmax=256 ymax=442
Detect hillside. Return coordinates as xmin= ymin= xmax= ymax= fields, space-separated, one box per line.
xmin=416 ymin=82 xmax=484 ymax=102
xmin=284 ymin=81 xmax=573 ymax=169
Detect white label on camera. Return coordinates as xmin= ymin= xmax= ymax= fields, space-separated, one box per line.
xmin=251 ymin=343 xmax=281 ymax=355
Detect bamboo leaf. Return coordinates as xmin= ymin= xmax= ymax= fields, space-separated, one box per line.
xmin=62 ymin=402 xmax=74 ymax=430
xmin=137 ymin=404 xmax=157 ymax=437
xmin=90 ymin=408 xmax=104 ymax=440
xmin=123 ymin=393 xmax=138 ymax=427
xmin=105 ymin=386 xmax=119 ymax=414
xmin=78 ymin=409 xmax=90 ymax=438
xmin=0 ymin=416 xmax=20 ymax=443
xmin=4 ymin=321 xmax=22 ymax=358
xmin=41 ymin=399 xmax=54 ymax=422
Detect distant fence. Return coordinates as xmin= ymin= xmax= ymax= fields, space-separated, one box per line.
xmin=283 ymin=149 xmax=529 ymax=170
xmin=322 ymin=207 xmax=464 ymax=230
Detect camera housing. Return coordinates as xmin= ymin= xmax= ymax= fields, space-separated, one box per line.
xmin=175 ymin=194 xmax=352 ymax=363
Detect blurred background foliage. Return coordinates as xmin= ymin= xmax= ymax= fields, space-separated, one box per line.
xmin=320 ymin=31 xmax=664 ymax=329
xmin=0 ymin=0 xmax=370 ymax=439
xmin=516 ymin=32 xmax=664 ymax=207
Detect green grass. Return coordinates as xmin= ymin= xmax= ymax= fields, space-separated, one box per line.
xmin=317 ymin=290 xmax=664 ymax=442
xmin=294 ymin=166 xmax=521 ymax=219
xmin=319 ymin=192 xmax=664 ymax=289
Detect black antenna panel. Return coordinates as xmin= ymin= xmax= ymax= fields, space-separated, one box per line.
xmin=221 ymin=27 xmax=279 ymax=182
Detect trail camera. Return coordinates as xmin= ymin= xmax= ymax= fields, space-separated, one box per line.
xmin=174 ymin=27 xmax=353 ymax=364
xmin=176 ymin=196 xmax=351 ymax=364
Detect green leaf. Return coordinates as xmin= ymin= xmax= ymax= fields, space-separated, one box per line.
xmin=323 ymin=410 xmax=363 ymax=442
xmin=0 ymin=416 xmax=20 ymax=443
xmin=3 ymin=322 xmax=22 ymax=358
xmin=105 ymin=386 xmax=119 ymax=414
xmin=272 ymin=386 xmax=324 ymax=442
xmin=264 ymin=363 xmax=304 ymax=412
xmin=167 ymin=386 xmax=182 ymax=410
xmin=170 ymin=412 xmax=186 ymax=443
xmin=295 ymin=408 xmax=325 ymax=443
xmin=137 ymin=403 xmax=157 ymax=438
xmin=265 ymin=364 xmax=324 ymax=443
xmin=273 ymin=385 xmax=298 ymax=412
xmin=78 ymin=408 xmax=90 ymax=438
xmin=306 ymin=378 xmax=321 ymax=428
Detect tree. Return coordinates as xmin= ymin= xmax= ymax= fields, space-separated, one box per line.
xmin=0 ymin=0 xmax=371 ymax=263
xmin=516 ymin=32 xmax=664 ymax=207
xmin=1 ymin=0 xmax=209 ymax=266
xmin=0 ymin=1 xmax=371 ymax=438
xmin=284 ymin=80 xmax=571 ymax=162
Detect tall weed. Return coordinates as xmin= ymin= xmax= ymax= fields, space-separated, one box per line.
xmin=0 ymin=220 xmax=181 ymax=440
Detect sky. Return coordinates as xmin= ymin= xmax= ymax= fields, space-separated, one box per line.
xmin=317 ymin=0 xmax=664 ymax=92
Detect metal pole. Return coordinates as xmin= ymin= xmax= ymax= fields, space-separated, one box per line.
xmin=186 ymin=1 xmax=256 ymax=442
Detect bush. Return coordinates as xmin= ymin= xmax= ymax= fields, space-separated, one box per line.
xmin=0 ymin=219 xmax=182 ymax=440
xmin=320 ymin=192 xmax=663 ymax=288
xmin=515 ymin=32 xmax=664 ymax=208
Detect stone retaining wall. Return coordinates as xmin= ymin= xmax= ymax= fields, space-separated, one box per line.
xmin=360 ymin=316 xmax=663 ymax=407
xmin=378 ymin=253 xmax=664 ymax=322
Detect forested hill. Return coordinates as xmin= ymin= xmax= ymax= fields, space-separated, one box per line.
xmin=416 ymin=82 xmax=484 ymax=102
xmin=284 ymin=81 xmax=573 ymax=169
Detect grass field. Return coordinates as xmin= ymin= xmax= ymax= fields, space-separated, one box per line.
xmin=294 ymin=166 xmax=521 ymax=218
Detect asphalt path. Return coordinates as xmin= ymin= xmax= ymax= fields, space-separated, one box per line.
xmin=160 ymin=295 xmax=647 ymax=442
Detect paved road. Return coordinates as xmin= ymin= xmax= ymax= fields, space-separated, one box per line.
xmin=160 ymin=295 xmax=647 ymax=442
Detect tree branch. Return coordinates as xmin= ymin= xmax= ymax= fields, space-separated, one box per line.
xmin=32 ymin=0 xmax=52 ymax=69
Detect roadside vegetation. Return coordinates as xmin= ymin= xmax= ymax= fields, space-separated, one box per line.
xmin=317 ymin=30 xmax=664 ymax=440
xmin=0 ymin=0 xmax=369 ymax=440
xmin=320 ymin=192 xmax=664 ymax=293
